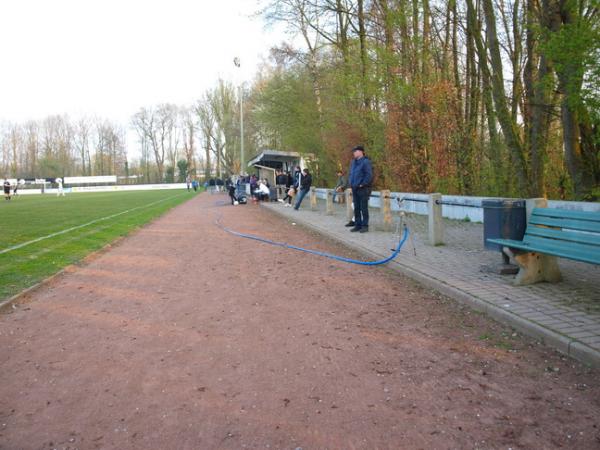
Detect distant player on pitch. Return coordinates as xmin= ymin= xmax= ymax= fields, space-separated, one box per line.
xmin=3 ymin=179 xmax=11 ymax=200
xmin=56 ymin=178 xmax=65 ymax=196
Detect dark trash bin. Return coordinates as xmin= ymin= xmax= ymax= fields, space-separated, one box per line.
xmin=482 ymin=199 xmax=526 ymax=251
xmin=269 ymin=187 xmax=278 ymax=202
xmin=236 ymin=183 xmax=249 ymax=198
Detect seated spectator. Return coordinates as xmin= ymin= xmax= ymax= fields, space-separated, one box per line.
xmin=253 ymin=181 xmax=270 ymax=201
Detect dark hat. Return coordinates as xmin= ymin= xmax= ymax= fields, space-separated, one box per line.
xmin=352 ymin=145 xmax=365 ymax=153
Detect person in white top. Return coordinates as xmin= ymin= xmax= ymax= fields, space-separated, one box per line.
xmin=254 ymin=180 xmax=270 ymax=201
xmin=56 ymin=178 xmax=65 ymax=196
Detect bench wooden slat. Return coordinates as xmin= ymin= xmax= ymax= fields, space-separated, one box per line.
xmin=487 ymin=237 xmax=600 ymax=265
xmin=533 ymin=207 xmax=600 ymax=222
xmin=529 ymin=216 xmax=600 ymax=233
xmin=526 ymin=226 xmax=600 ymax=247
xmin=523 ymin=236 xmax=600 ymax=264
xmin=486 ymin=238 xmax=528 ymax=249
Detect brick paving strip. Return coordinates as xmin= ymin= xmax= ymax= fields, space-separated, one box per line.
xmin=263 ymin=199 xmax=600 ymax=367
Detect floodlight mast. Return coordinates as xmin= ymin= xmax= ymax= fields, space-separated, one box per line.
xmin=234 ymin=57 xmax=244 ymax=176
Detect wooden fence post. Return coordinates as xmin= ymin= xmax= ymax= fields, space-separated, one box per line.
xmin=381 ymin=189 xmax=392 ymax=231
xmin=428 ymin=193 xmax=443 ymax=245
xmin=345 ymin=189 xmax=353 ymax=222
xmin=310 ymin=187 xmax=317 ymax=211
xmin=326 ymin=190 xmax=334 ymax=215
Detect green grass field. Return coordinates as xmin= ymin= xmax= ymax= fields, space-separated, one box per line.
xmin=0 ymin=189 xmax=198 ymax=301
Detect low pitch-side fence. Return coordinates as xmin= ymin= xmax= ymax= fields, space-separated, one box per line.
xmin=16 ymin=183 xmax=188 ymax=195
xmin=300 ymin=187 xmax=600 ymax=246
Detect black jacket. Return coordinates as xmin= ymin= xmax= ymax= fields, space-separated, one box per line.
xmin=300 ymin=174 xmax=312 ymax=191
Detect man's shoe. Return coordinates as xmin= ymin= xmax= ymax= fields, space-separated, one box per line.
xmin=359 ymin=227 xmax=369 ymax=233
xmin=350 ymin=226 xmax=361 ymax=232
xmin=345 ymin=221 xmax=355 ymax=227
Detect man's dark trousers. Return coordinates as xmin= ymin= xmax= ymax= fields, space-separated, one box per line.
xmin=352 ymin=187 xmax=369 ymax=228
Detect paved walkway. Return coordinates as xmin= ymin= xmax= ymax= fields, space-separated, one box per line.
xmin=263 ymin=199 xmax=600 ymax=367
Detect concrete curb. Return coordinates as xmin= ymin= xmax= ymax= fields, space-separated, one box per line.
xmin=263 ymin=204 xmax=600 ymax=368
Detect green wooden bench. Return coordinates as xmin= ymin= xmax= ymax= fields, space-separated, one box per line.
xmin=487 ymin=207 xmax=600 ymax=285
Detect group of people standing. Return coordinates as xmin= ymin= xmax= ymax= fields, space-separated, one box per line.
xmin=283 ymin=145 xmax=373 ymax=233
xmin=3 ymin=178 xmax=66 ymax=199
xmin=275 ymin=166 xmax=312 ymax=210
xmin=222 ymin=144 xmax=371 ymax=231
xmin=185 ymin=177 xmax=199 ymax=192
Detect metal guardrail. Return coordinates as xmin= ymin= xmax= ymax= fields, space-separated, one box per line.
xmin=377 ymin=193 xmax=481 ymax=208
xmin=435 ymin=200 xmax=482 ymax=208
xmin=318 ymin=188 xmax=483 ymax=209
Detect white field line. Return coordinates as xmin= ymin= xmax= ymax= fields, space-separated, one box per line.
xmin=0 ymin=193 xmax=185 ymax=256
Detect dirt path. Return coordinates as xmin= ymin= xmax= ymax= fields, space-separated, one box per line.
xmin=1 ymin=193 xmax=599 ymax=450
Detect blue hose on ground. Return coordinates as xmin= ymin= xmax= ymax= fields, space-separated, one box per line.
xmin=214 ymin=212 xmax=409 ymax=266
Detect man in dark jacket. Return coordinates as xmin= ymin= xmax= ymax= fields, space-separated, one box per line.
xmin=275 ymin=170 xmax=287 ymax=186
xmin=293 ymin=168 xmax=312 ymax=210
xmin=348 ymin=145 xmax=373 ymax=233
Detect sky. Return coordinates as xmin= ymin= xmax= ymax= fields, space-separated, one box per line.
xmin=0 ymin=0 xmax=285 ymax=156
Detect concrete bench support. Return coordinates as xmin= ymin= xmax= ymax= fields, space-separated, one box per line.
xmin=507 ymin=197 xmax=562 ymax=285
xmin=428 ymin=193 xmax=443 ymax=246
xmin=504 ymin=248 xmax=563 ymax=285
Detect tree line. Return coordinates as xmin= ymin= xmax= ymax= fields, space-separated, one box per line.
xmin=0 ymin=115 xmax=127 ymax=180
xmin=251 ymin=0 xmax=599 ymax=200
xmin=0 ymin=80 xmax=244 ymax=185
xmin=2 ymin=0 xmax=598 ymax=200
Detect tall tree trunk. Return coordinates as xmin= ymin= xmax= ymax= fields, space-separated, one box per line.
xmin=481 ymin=58 xmax=505 ymax=194
xmin=525 ymin=0 xmax=554 ymax=197
xmin=477 ymin=0 xmax=530 ymax=194
xmin=421 ymin=0 xmax=431 ymax=81
xmin=336 ymin=0 xmax=349 ymax=65
xmin=398 ymin=0 xmax=410 ymax=81
xmin=357 ymin=0 xmax=371 ymax=110
xmin=204 ymin=141 xmax=211 ymax=181
xmin=553 ymin=0 xmax=596 ymax=199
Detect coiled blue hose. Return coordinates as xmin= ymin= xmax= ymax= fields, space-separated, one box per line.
xmin=215 ymin=213 xmax=409 ymax=266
